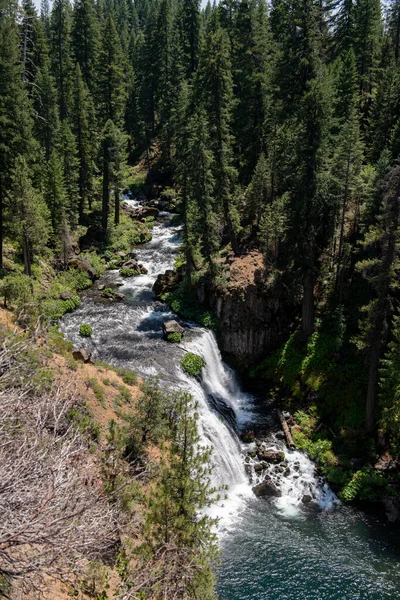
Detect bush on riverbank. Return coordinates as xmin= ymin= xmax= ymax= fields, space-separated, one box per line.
xmin=181 ymin=352 xmax=206 ymax=377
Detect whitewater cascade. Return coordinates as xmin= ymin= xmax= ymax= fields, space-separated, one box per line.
xmin=61 ymin=199 xmax=337 ymax=531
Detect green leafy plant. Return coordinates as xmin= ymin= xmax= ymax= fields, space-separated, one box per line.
xmin=180 ymin=352 xmax=206 ymax=377
xmin=115 ymin=367 xmax=137 ymax=386
xmin=79 ymin=323 xmax=93 ymax=337
xmin=167 ymin=332 xmax=182 ymax=343
xmin=119 ymin=268 xmax=138 ymax=277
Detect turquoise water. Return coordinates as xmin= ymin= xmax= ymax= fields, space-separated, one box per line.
xmin=217 ymin=497 xmax=400 ymax=600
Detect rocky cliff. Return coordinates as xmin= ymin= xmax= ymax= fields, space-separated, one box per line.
xmin=197 ymin=251 xmax=294 ymax=367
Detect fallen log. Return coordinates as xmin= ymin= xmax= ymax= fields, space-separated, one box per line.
xmin=278 ymin=410 xmax=296 ymax=450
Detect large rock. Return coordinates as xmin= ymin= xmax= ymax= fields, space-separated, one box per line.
xmin=197 ymin=251 xmax=294 ymax=366
xmin=163 ymin=320 xmax=185 ymax=339
xmin=122 ymin=259 xmax=139 ymax=270
xmin=374 ymin=453 xmax=400 ymax=472
xmin=252 ymin=479 xmax=281 ymax=498
xmin=382 ymin=495 xmax=400 ymax=522
xmin=153 ymin=269 xmax=181 ymax=297
xmin=302 ymin=494 xmax=313 ymax=504
xmin=59 ymin=290 xmax=74 ymax=300
xmin=72 ymin=348 xmax=92 ymax=363
xmin=256 ymin=449 xmax=285 ymax=463
xmin=79 ymin=224 xmax=106 ymax=251
xmin=69 ymin=257 xmax=98 ymax=280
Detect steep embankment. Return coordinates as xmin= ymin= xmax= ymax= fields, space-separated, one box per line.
xmin=197 ymin=251 xmax=294 ymax=367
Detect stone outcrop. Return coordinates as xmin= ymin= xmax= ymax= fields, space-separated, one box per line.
xmin=153 ymin=269 xmax=182 ymax=297
xmin=196 ymin=251 xmax=293 ymax=366
xmin=68 ymin=257 xmax=98 ymax=280
xmin=72 ymin=348 xmax=92 ymax=363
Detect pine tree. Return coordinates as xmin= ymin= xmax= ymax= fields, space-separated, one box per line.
xmin=10 ymin=156 xmax=49 ymax=276
xmin=0 ymin=0 xmax=36 ymax=268
xmin=97 ymin=14 xmax=127 ymax=127
xmin=43 ymin=149 xmax=67 ymax=243
xmin=275 ymin=0 xmax=332 ymax=336
xmin=145 ymin=391 xmax=219 ymax=600
xmin=100 ymin=119 xmax=126 ymax=230
xmin=367 ymin=41 xmax=400 ymax=162
xmin=177 ymin=0 xmax=201 ymax=79
xmin=231 ymin=0 xmax=268 ymax=182
xmin=198 ymin=15 xmax=241 ymax=255
xmin=333 ymin=0 xmax=356 ymax=57
xmin=185 ymin=110 xmax=219 ymax=269
xmin=71 ymin=0 xmax=99 ymax=93
xmin=353 ymin=0 xmax=382 ymax=121
xmin=331 ymin=48 xmax=364 ymax=294
xmin=175 ymin=83 xmax=202 ymax=278
xmin=355 ymin=163 xmax=400 ymax=432
xmin=50 ymin=0 xmax=73 ymax=119
xmin=388 ymin=0 xmax=400 ymax=61
xmin=58 ymin=121 xmax=79 ymax=227
xmin=71 ymin=64 xmax=94 ymax=222
xmin=32 ymin=65 xmax=60 ymax=160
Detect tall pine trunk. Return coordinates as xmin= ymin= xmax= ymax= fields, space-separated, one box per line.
xmin=366 ymin=342 xmax=380 ymax=433
xmin=114 ymin=187 xmax=120 ymax=226
xmin=102 ymin=156 xmax=109 ymax=230
xmin=22 ymin=230 xmax=31 ymax=277
xmin=302 ymin=270 xmax=314 ymax=337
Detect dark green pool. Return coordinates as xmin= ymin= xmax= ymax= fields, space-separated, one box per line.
xmin=217 ymin=496 xmax=400 ymax=600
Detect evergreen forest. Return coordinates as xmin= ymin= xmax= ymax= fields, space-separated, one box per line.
xmin=2 ymin=0 xmax=400 ymax=597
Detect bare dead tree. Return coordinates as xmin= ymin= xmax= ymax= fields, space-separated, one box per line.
xmin=0 ymin=331 xmax=118 ymax=598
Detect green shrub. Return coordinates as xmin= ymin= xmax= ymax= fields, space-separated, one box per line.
xmin=181 ymin=352 xmax=206 ymax=377
xmin=0 ymin=273 xmax=32 ymax=308
xmin=120 ymin=268 xmax=138 ymax=277
xmin=118 ymin=385 xmax=132 ymax=403
xmin=85 ymin=252 xmax=106 ymax=276
xmin=339 ymin=467 xmax=388 ymax=502
xmin=167 ymin=332 xmax=182 ymax=343
xmin=161 ymin=282 xmax=219 ymax=331
xmin=79 ymin=323 xmax=93 ymax=337
xmin=47 ymin=326 xmax=74 ymax=355
xmin=67 ymin=408 xmax=100 ymax=440
xmin=87 ymin=378 xmax=106 ymax=407
xmin=115 ymin=367 xmax=137 ymax=386
xmin=41 ymin=295 xmax=81 ymax=321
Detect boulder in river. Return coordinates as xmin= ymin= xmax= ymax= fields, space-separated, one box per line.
xmin=72 ymin=348 xmax=92 ymax=363
xmin=256 ymin=449 xmax=285 ymax=463
xmin=252 ymin=479 xmax=281 ymax=498
xmin=302 ymin=494 xmax=313 ymax=504
xmin=163 ymin=320 xmax=185 ymax=339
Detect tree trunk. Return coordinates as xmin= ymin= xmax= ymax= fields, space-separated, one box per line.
xmin=366 ymin=343 xmax=380 ymax=433
xmin=102 ymin=156 xmax=109 ymax=231
xmin=22 ymin=231 xmax=32 ymax=277
xmin=114 ymin=187 xmax=120 ymax=226
xmin=302 ymin=270 xmax=314 ymax=337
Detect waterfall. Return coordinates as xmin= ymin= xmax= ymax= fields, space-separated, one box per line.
xmin=61 ymin=199 xmax=338 ymax=533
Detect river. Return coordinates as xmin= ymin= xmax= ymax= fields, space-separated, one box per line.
xmin=61 ymin=201 xmax=400 ymax=600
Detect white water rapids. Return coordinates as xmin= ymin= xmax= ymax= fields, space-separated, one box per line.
xmin=60 ymin=199 xmax=338 ymax=532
